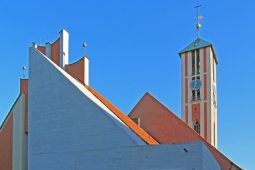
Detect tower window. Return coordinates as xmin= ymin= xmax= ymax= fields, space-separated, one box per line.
xmin=192 ymin=51 xmax=196 ymax=75
xmin=192 ymin=89 xmax=200 ymax=101
xmin=192 ymin=49 xmax=200 ymax=76
xmin=194 ymin=121 xmax=200 ymax=134
xmin=197 ymin=89 xmax=200 ymax=100
xmin=191 ymin=49 xmax=201 ymax=101
xmin=196 ymin=50 xmax=200 ymax=75
xmin=192 ymin=90 xmax=196 ymax=101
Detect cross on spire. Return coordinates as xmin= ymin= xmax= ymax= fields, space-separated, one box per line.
xmin=194 ymin=0 xmax=203 ymax=38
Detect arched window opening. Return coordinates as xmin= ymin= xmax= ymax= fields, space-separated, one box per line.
xmin=194 ymin=121 xmax=200 ymax=134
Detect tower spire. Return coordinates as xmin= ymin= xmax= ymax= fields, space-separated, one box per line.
xmin=194 ymin=0 xmax=203 ymax=38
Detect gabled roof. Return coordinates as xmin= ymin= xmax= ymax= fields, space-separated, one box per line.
xmin=179 ymin=38 xmax=218 ymax=64
xmin=129 ymin=92 xmax=241 ymax=170
xmin=88 ymin=87 xmax=158 ymax=145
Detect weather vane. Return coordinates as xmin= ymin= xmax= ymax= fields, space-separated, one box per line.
xmin=22 ymin=66 xmax=27 ymax=79
xmin=82 ymin=42 xmax=87 ymax=55
xmin=194 ymin=0 xmax=203 ymax=38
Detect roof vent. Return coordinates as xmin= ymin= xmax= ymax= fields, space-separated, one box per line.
xmin=132 ymin=117 xmax=140 ymax=127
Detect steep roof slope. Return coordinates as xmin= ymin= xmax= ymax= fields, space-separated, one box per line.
xmin=128 ymin=92 xmax=241 ymax=170
xmin=88 ymin=87 xmax=158 ymax=145
xmin=32 ymin=47 xmax=158 ymax=145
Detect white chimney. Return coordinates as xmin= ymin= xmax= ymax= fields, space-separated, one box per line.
xmin=84 ymin=56 xmax=89 ymax=86
xmin=59 ymin=29 xmax=69 ymax=68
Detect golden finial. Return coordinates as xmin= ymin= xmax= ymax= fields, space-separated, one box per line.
xmin=196 ymin=23 xmax=201 ymax=29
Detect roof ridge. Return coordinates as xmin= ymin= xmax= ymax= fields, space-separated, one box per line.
xmin=128 ymin=92 xmax=149 ymax=117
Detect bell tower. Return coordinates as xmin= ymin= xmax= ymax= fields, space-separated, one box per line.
xmin=179 ymin=1 xmax=218 ymax=148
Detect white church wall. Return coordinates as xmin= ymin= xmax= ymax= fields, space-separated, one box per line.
xmin=32 ymin=47 xmax=146 ymax=146
xmin=28 ymin=47 xmax=146 ymax=169
xmin=29 ymin=141 xmax=220 ymax=170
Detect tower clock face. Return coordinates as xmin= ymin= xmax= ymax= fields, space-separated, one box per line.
xmin=190 ymin=79 xmax=202 ymax=91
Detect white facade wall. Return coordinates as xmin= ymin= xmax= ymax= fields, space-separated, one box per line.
xmin=30 ymin=139 xmax=220 ymax=170
xmin=28 ymin=47 xmax=146 ymax=169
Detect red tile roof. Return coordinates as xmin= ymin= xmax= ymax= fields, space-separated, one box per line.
xmin=63 ymin=53 xmax=158 ymax=145
xmin=87 ymin=87 xmax=158 ymax=145
xmin=129 ymin=92 xmax=241 ymax=170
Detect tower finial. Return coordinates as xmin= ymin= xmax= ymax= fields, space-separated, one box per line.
xmin=194 ymin=0 xmax=203 ymax=38
xmin=22 ymin=66 xmax=27 ymax=79
xmin=82 ymin=42 xmax=87 ymax=56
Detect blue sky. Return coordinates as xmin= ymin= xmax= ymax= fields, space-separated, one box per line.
xmin=0 ymin=0 xmax=254 ymax=169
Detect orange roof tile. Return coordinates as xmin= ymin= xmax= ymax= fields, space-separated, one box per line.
xmin=64 ymin=62 xmax=158 ymax=144
xmin=88 ymin=87 xmax=158 ymax=145
xmin=129 ymin=92 xmax=241 ymax=170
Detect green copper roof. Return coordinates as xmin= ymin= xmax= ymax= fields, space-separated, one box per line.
xmin=179 ymin=38 xmax=218 ymax=64
xmin=179 ymin=38 xmax=212 ymax=54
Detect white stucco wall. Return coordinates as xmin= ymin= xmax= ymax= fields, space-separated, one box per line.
xmin=29 ymin=141 xmax=219 ymax=170
xmin=28 ymin=47 xmax=147 ymax=169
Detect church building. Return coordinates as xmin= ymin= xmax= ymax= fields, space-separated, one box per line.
xmin=0 ymin=28 xmax=241 ymax=170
